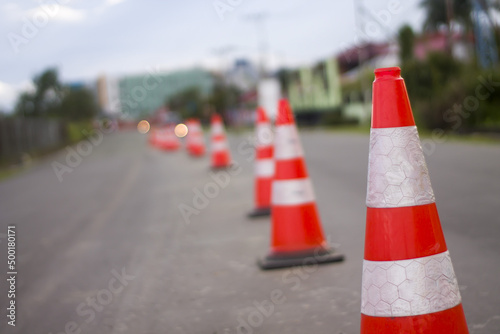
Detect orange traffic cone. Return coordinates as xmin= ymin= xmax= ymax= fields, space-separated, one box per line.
xmin=258 ymin=99 xmax=344 ymax=270
xmin=148 ymin=128 xmax=158 ymax=147
xmin=210 ymin=114 xmax=231 ymax=169
xmin=361 ymin=67 xmax=468 ymax=333
xmin=186 ymin=119 xmax=205 ymax=157
xmin=157 ymin=125 xmax=181 ymax=151
xmin=248 ymin=107 xmax=274 ymax=218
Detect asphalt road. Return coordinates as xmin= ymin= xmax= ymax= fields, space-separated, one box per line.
xmin=0 ymin=129 xmax=499 ymax=334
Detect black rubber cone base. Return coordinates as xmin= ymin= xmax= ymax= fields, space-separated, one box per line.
xmin=211 ymin=166 xmax=229 ymax=171
xmin=210 ymin=163 xmax=233 ymax=171
xmin=258 ymin=247 xmax=344 ymax=270
xmin=247 ymin=207 xmax=271 ymax=218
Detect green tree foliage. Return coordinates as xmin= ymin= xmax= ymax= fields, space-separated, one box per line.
xmin=14 ymin=92 xmax=35 ymax=117
xmin=437 ymin=68 xmax=500 ymax=129
xmin=166 ymin=84 xmax=241 ymax=120
xmin=404 ymin=52 xmax=461 ymax=100
xmin=32 ymin=68 xmax=63 ymax=116
xmin=398 ymin=25 xmax=415 ymax=63
xmin=206 ymin=84 xmax=240 ymax=115
xmin=167 ymin=87 xmax=204 ymax=118
xmin=403 ymin=52 xmax=500 ymax=130
xmin=14 ymin=67 xmax=99 ymax=121
xmin=57 ymin=88 xmax=100 ymax=121
xmin=15 ymin=68 xmax=62 ymax=117
xmin=403 ymin=52 xmax=462 ymax=128
xmin=276 ymin=69 xmax=293 ymax=97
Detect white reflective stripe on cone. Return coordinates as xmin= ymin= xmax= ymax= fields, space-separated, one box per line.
xmin=361 ymin=250 xmax=461 ymax=317
xmin=212 ymin=140 xmax=227 ymax=152
xmin=366 ymin=126 xmax=435 ymax=208
xmin=190 ymin=124 xmax=201 ymax=132
xmin=256 ymin=124 xmax=273 ymax=147
xmin=274 ymin=124 xmax=303 ymax=160
xmin=255 ymin=158 xmax=274 ymax=177
xmin=272 ymin=178 xmax=315 ymax=206
xmin=211 ymin=123 xmax=224 ymax=135
xmin=190 ymin=136 xmax=204 ymax=145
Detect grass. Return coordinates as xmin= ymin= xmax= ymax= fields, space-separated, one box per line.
xmin=0 ymin=143 xmax=68 ymax=183
xmin=321 ymin=124 xmax=500 ymax=145
xmin=229 ymin=123 xmax=499 ymax=145
xmin=320 ymin=124 xmax=371 ymax=134
xmin=414 ymin=128 xmax=500 ymax=145
xmin=0 ymin=121 xmax=94 ymax=183
xmin=0 ymin=166 xmax=23 ymax=182
xmin=66 ymin=121 xmax=93 ymax=143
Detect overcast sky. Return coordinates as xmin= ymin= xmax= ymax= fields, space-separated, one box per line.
xmin=0 ymin=0 xmax=424 ymax=111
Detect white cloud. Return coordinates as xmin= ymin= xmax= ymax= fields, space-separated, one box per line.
xmin=26 ymin=4 xmax=86 ymax=23
xmin=53 ymin=6 xmax=86 ymax=22
xmin=0 ymin=81 xmax=35 ymax=112
xmin=106 ymin=0 xmax=125 ymax=6
xmin=94 ymin=0 xmax=125 ymax=15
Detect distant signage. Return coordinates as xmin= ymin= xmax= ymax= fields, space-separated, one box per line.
xmin=286 ymin=58 xmax=342 ymax=112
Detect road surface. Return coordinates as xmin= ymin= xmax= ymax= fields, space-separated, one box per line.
xmin=0 ymin=129 xmax=499 ymax=333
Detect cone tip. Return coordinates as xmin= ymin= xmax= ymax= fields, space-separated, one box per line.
xmin=374 ymin=67 xmax=401 ymax=80
xmin=276 ymin=99 xmax=295 ymax=125
xmin=278 ymin=98 xmax=290 ymax=108
xmin=211 ymin=113 xmax=221 ymax=122
xmin=256 ymin=107 xmax=269 ymax=123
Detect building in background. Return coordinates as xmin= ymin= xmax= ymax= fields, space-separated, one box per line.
xmin=335 ymin=31 xmax=475 ymax=124
xmin=96 ymin=75 xmax=108 ymax=110
xmin=96 ymin=75 xmax=121 ymax=115
xmin=337 ymin=42 xmax=399 ymax=124
xmin=279 ymin=57 xmax=342 ymax=123
xmin=414 ymin=31 xmax=474 ymax=62
xmin=225 ymin=59 xmax=259 ymax=91
xmin=117 ymin=68 xmax=214 ymax=119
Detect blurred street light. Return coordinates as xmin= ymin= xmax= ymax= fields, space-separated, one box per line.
xmin=243 ymin=12 xmax=270 ymax=79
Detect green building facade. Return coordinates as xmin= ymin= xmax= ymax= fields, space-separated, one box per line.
xmin=118 ymin=68 xmax=214 ymax=117
xmin=287 ymin=58 xmax=342 ymax=112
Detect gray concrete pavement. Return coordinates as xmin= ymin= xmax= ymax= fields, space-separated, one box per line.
xmin=0 ymin=129 xmax=499 ymax=333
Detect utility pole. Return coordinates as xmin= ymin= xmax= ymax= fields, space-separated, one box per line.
xmin=244 ymin=12 xmax=269 ymax=79
xmin=445 ymin=0 xmax=455 ymax=56
xmin=211 ymin=45 xmax=236 ymax=83
xmin=352 ymin=0 xmax=370 ymax=105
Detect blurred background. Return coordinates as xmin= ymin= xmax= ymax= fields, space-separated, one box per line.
xmin=1 ymin=1 xmax=500 ymax=333
xmin=2 ymin=0 xmax=500 ymax=163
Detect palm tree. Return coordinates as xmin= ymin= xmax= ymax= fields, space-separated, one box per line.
xmin=420 ymin=0 xmax=472 ymax=31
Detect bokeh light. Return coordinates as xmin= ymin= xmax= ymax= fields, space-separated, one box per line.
xmin=137 ymin=120 xmax=150 ymax=134
xmin=175 ymin=123 xmax=188 ymax=138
